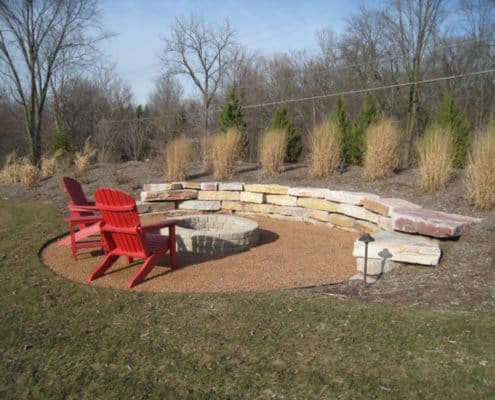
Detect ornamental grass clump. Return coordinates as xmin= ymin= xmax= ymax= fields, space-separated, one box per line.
xmin=259 ymin=128 xmax=288 ymax=176
xmin=41 ymin=149 xmax=64 ymax=178
xmin=308 ymin=119 xmax=341 ymax=179
xmin=363 ymin=119 xmax=401 ymax=180
xmin=163 ymin=135 xmax=192 ymax=181
xmin=417 ymin=124 xmax=454 ymax=192
xmin=74 ymin=137 xmax=97 ymax=174
xmin=465 ymin=126 xmax=495 ymax=210
xmin=211 ymin=127 xmax=242 ymax=180
xmin=0 ymin=151 xmax=39 ymax=186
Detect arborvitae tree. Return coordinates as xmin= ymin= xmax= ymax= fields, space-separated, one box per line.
xmin=220 ymin=87 xmax=245 ymax=132
xmin=349 ymin=93 xmax=379 ymax=165
xmin=269 ymin=106 xmax=302 ymax=163
xmin=50 ymin=130 xmax=71 ymax=153
xmin=433 ymin=91 xmax=470 ymax=168
xmin=220 ymin=87 xmax=247 ymax=157
xmin=331 ymin=97 xmax=351 ymax=164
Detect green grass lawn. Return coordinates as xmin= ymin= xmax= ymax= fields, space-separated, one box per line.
xmin=0 ymin=199 xmax=494 ymax=399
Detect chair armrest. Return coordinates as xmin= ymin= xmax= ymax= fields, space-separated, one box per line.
xmin=141 ymin=219 xmax=179 ymax=232
xmin=64 ymin=215 xmax=102 ymax=224
xmin=69 ymin=204 xmax=99 ymax=212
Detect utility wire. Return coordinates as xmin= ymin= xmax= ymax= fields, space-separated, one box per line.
xmin=101 ymin=67 xmax=495 ymax=122
xmin=241 ymin=67 xmax=495 ymax=109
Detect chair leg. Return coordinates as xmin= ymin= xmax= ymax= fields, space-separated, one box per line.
xmin=169 ymin=226 xmax=177 ymax=270
xmin=128 ymin=254 xmax=161 ymax=289
xmin=88 ymin=253 xmax=119 ymax=282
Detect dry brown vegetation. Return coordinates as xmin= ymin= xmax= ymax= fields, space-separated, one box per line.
xmin=74 ymin=137 xmax=97 ymax=174
xmin=363 ymin=119 xmax=401 ymax=180
xmin=417 ymin=124 xmax=454 ymax=192
xmin=259 ymin=128 xmax=288 ymax=176
xmin=163 ymin=135 xmax=192 ymax=181
xmin=308 ymin=119 xmax=341 ymax=179
xmin=211 ymin=128 xmax=242 ymax=180
xmin=0 ymin=151 xmax=39 ymax=186
xmin=40 ymin=149 xmax=64 ymax=178
xmin=466 ymin=126 xmax=495 ymax=210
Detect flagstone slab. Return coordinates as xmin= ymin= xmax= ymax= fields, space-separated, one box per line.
xmin=240 ymin=191 xmax=265 ymax=204
xmin=266 ymin=194 xmax=298 ymax=207
xmin=352 ymin=231 xmax=441 ymax=265
xmin=327 ymin=213 xmax=355 ymax=228
xmin=308 ymin=209 xmax=330 ymax=222
xmin=182 ymin=181 xmax=202 ymax=189
xmin=354 ymin=220 xmax=381 ymax=234
xmin=355 ymin=257 xmax=400 ymax=275
xmin=198 ymin=190 xmax=240 ymax=201
xmin=142 ymin=182 xmax=182 ymax=191
xmin=338 ymin=204 xmax=379 ymax=223
xmin=140 ymin=189 xmax=197 ymax=202
xmin=325 ymin=190 xmax=379 ymax=205
xmin=200 ymin=182 xmax=218 ymax=191
xmin=218 ymin=182 xmax=244 ymax=191
xmin=287 ymin=187 xmax=329 ymax=198
xmin=297 ymin=197 xmax=339 ymax=212
xmin=178 ymin=200 xmax=221 ymax=211
xmin=363 ymin=197 xmax=421 ymax=216
xmin=391 ymin=207 xmax=481 ymax=238
xmin=243 ymin=184 xmax=289 ymax=195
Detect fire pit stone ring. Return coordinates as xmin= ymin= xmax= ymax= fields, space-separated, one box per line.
xmin=162 ymin=214 xmax=259 ymax=255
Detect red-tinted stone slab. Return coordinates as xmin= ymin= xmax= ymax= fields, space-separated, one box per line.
xmin=363 ymin=197 xmax=421 ymax=216
xmin=391 ymin=207 xmax=481 ymax=238
xmin=140 ymin=189 xmax=198 ymax=202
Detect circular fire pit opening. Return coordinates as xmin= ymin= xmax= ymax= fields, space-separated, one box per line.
xmin=165 ymin=214 xmax=259 ymax=255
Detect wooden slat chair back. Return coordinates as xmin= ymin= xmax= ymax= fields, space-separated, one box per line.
xmin=63 ymin=176 xmax=96 ymax=221
xmin=60 ymin=177 xmax=103 ymax=257
xmin=88 ymin=188 xmax=178 ymax=289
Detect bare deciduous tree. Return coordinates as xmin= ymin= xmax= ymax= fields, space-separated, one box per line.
xmin=384 ymin=0 xmax=447 ymax=162
xmin=0 ymin=0 xmax=105 ymax=164
xmin=161 ymin=16 xmax=236 ymax=155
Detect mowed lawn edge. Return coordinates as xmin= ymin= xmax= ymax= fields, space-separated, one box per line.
xmin=0 ymin=199 xmax=494 ymax=399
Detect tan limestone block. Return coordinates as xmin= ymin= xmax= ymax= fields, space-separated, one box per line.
xmin=198 ymin=190 xmax=240 ymax=201
xmin=240 ymin=191 xmax=265 ymax=204
xmin=265 ymin=194 xmax=297 ymax=206
xmin=327 ymin=213 xmax=355 ymax=228
xmin=297 ymin=197 xmax=339 ymax=212
xmin=243 ymin=184 xmax=289 ymax=195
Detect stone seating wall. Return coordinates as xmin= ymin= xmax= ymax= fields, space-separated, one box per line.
xmin=139 ymin=182 xmax=481 ymax=278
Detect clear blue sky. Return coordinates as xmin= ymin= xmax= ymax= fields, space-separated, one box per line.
xmin=99 ymin=0 xmax=371 ymax=105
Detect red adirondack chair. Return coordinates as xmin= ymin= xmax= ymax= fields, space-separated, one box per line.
xmin=88 ymin=187 xmax=178 ymax=289
xmin=59 ymin=177 xmax=103 ymax=259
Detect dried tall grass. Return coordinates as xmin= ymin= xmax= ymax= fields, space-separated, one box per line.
xmin=308 ymin=119 xmax=341 ymax=179
xmin=417 ymin=125 xmax=454 ymax=192
xmin=465 ymin=127 xmax=495 ymax=210
xmin=363 ymin=119 xmax=401 ymax=180
xmin=163 ymin=135 xmax=192 ymax=181
xmin=41 ymin=149 xmax=64 ymax=177
xmin=211 ymin=128 xmax=242 ymax=180
xmin=259 ymin=128 xmax=288 ymax=176
xmin=74 ymin=137 xmax=97 ymax=174
xmin=0 ymin=151 xmax=39 ymax=186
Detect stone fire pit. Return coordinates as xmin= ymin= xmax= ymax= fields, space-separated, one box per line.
xmin=163 ymin=214 xmax=259 ymax=255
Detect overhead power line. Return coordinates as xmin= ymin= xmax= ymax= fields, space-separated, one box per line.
xmin=100 ymin=67 xmax=495 ymax=123
xmin=241 ymin=67 xmax=495 ymax=110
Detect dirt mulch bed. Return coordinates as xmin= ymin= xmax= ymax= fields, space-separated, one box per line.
xmin=41 ymin=216 xmax=358 ymax=293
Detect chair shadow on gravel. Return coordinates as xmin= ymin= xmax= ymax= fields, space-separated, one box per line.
xmin=126 ymin=228 xmax=280 ymax=284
